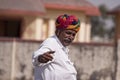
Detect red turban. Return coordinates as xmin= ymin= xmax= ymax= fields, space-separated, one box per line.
xmin=55 ymin=14 xmax=80 ymax=32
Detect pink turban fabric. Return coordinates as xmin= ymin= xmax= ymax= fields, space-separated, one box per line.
xmin=55 ymin=14 xmax=80 ymax=32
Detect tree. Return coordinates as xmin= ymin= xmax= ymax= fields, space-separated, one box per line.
xmin=90 ymin=4 xmax=115 ymax=41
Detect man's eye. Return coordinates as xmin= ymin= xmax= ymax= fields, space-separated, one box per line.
xmin=66 ymin=32 xmax=71 ymax=34
xmin=72 ymin=33 xmax=75 ymax=36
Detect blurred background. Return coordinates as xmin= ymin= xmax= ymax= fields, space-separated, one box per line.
xmin=0 ymin=0 xmax=120 ymax=80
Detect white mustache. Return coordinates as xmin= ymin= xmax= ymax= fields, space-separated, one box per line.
xmin=64 ymin=38 xmax=72 ymax=43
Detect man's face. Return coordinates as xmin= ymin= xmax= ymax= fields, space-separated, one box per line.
xmin=58 ymin=29 xmax=77 ymax=47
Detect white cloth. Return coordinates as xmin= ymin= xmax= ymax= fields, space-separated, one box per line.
xmin=32 ymin=35 xmax=77 ymax=80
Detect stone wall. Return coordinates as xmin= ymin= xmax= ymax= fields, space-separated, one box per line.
xmin=0 ymin=39 xmax=118 ymax=80
xmin=0 ymin=41 xmax=13 ymax=80
xmin=69 ymin=43 xmax=114 ymax=80
xmin=116 ymin=39 xmax=120 ymax=80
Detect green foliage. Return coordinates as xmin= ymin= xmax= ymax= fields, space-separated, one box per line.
xmin=90 ymin=4 xmax=115 ymax=40
xmin=99 ymin=5 xmax=108 ymax=19
xmin=91 ymin=16 xmax=105 ymax=37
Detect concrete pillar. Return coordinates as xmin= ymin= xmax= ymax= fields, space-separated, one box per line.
xmin=11 ymin=39 xmax=17 ymax=80
xmin=78 ymin=19 xmax=86 ymax=42
xmin=85 ymin=18 xmax=91 ymax=43
xmin=35 ymin=18 xmax=43 ymax=40
xmin=22 ymin=16 xmax=36 ymax=40
xmin=48 ymin=19 xmax=55 ymax=37
xmin=40 ymin=19 xmax=47 ymax=40
xmin=22 ymin=16 xmax=44 ymax=40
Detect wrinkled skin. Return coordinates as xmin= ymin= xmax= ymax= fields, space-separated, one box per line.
xmin=57 ymin=29 xmax=77 ymax=47
xmin=38 ymin=29 xmax=77 ymax=63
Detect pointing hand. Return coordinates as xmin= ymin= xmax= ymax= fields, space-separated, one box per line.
xmin=38 ymin=51 xmax=55 ymax=63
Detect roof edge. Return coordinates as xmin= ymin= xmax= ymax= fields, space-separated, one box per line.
xmin=0 ymin=9 xmax=45 ymax=16
xmin=44 ymin=3 xmax=100 ymax=16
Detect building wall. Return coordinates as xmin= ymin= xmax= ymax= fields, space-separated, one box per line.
xmin=21 ymin=16 xmax=37 ymax=40
xmin=69 ymin=43 xmax=114 ymax=80
xmin=0 ymin=39 xmax=118 ymax=80
xmin=0 ymin=41 xmax=13 ymax=80
xmin=21 ymin=9 xmax=91 ymax=42
xmin=21 ymin=16 xmax=43 ymax=40
xmin=43 ymin=9 xmax=92 ymax=43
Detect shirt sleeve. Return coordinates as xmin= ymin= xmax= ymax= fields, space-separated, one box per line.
xmin=32 ymin=45 xmax=52 ymax=66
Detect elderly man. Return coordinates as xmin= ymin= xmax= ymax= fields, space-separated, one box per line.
xmin=32 ymin=14 xmax=80 ymax=80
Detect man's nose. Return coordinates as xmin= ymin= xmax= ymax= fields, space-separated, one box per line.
xmin=69 ymin=34 xmax=74 ymax=40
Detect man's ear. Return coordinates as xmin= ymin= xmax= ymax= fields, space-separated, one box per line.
xmin=55 ymin=30 xmax=61 ymax=36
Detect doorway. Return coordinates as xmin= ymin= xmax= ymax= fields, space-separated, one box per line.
xmin=0 ymin=18 xmax=22 ymax=38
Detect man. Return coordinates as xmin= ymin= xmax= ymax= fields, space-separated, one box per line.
xmin=32 ymin=14 xmax=80 ymax=80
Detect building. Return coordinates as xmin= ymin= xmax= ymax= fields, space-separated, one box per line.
xmin=0 ymin=0 xmax=100 ymax=42
xmin=2 ymin=1 xmax=120 ymax=80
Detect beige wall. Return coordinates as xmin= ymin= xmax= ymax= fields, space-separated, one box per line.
xmin=21 ymin=16 xmax=45 ymax=40
xmin=21 ymin=16 xmax=37 ymax=40
xmin=21 ymin=9 xmax=92 ymax=42
xmin=45 ymin=9 xmax=92 ymax=42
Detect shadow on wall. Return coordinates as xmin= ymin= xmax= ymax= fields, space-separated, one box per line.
xmin=15 ymin=63 xmax=26 ymax=80
xmin=14 ymin=63 xmax=34 ymax=80
xmin=0 ymin=69 xmax=5 ymax=77
xmin=76 ymin=67 xmax=114 ymax=80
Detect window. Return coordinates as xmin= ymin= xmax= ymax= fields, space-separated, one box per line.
xmin=0 ymin=19 xmax=21 ymax=38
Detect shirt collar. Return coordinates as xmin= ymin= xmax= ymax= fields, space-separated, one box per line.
xmin=54 ymin=35 xmax=69 ymax=52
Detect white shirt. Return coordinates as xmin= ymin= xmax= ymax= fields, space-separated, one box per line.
xmin=32 ymin=35 xmax=77 ymax=80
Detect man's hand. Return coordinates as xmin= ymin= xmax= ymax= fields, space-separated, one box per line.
xmin=38 ymin=51 xmax=55 ymax=63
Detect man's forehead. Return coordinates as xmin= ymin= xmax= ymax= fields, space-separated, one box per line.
xmin=63 ymin=29 xmax=77 ymax=34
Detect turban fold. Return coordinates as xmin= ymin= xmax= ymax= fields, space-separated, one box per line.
xmin=55 ymin=14 xmax=80 ymax=32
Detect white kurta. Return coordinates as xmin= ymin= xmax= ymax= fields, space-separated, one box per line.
xmin=32 ymin=35 xmax=77 ymax=80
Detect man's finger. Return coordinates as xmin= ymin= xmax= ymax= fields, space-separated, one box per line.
xmin=47 ymin=51 xmax=55 ymax=54
xmin=43 ymin=54 xmax=53 ymax=60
